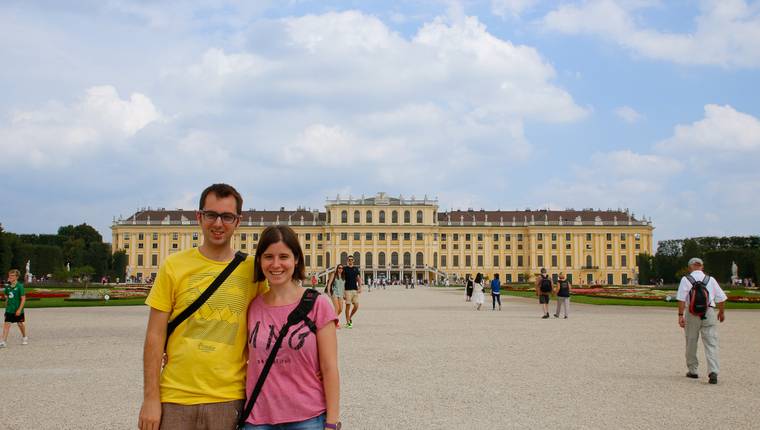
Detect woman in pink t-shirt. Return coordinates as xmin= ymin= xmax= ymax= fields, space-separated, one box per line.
xmin=245 ymin=225 xmax=340 ymax=430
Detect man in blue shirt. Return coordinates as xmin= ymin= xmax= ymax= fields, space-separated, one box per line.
xmin=490 ymin=274 xmax=501 ymax=311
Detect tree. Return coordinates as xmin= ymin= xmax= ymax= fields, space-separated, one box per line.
xmin=110 ymin=250 xmax=128 ymax=280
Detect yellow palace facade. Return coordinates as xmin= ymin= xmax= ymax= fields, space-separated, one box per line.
xmin=111 ymin=192 xmax=654 ymax=285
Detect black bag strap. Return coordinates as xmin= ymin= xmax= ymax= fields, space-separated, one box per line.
xmin=237 ymin=288 xmax=320 ymax=429
xmin=165 ymin=251 xmax=247 ymax=349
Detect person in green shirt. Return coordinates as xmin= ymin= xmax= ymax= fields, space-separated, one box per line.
xmin=1 ymin=269 xmax=28 ymax=348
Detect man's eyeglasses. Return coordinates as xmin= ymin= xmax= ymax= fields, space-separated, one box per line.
xmin=199 ymin=210 xmax=239 ymax=224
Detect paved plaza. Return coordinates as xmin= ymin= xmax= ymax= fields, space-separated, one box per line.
xmin=2 ymin=287 xmax=759 ymax=429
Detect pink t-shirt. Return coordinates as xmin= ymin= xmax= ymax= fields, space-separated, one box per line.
xmin=245 ymin=292 xmax=337 ymax=425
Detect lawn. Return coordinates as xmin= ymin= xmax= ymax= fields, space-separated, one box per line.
xmin=2 ymin=297 xmax=147 ymax=309
xmin=501 ymin=290 xmax=760 ymax=309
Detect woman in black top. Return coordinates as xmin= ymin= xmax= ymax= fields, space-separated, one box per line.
xmin=554 ymin=272 xmax=572 ymax=319
xmin=465 ymin=274 xmax=473 ymax=302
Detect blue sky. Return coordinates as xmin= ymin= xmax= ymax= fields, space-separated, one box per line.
xmin=1 ymin=0 xmax=759 ymax=245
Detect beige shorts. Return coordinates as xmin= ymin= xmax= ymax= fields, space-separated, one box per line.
xmin=344 ymin=290 xmax=360 ymax=305
xmin=160 ymin=399 xmax=243 ymax=430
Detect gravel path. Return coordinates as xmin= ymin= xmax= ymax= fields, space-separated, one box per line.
xmin=2 ymin=287 xmax=758 ymax=429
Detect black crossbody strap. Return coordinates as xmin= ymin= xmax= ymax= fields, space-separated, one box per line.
xmin=237 ymin=289 xmax=320 ymax=429
xmin=165 ymin=251 xmax=247 ymax=349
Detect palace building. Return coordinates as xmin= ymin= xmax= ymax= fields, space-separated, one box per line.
xmin=111 ymin=192 xmax=654 ymax=285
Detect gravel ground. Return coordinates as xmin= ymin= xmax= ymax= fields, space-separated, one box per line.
xmin=1 ymin=287 xmax=758 ymax=429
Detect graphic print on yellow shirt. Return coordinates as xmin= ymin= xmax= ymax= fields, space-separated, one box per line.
xmin=146 ymin=248 xmax=263 ymax=405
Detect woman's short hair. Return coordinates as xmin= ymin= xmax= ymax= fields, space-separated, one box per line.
xmin=253 ymin=225 xmax=306 ymax=282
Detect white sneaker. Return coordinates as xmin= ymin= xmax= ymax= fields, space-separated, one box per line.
xmin=0 ymin=341 xmax=6 ymax=348
xmin=22 ymin=337 xmax=28 ymax=345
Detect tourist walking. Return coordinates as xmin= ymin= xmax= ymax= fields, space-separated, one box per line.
xmin=536 ymin=268 xmax=552 ymax=319
xmin=325 ymin=264 xmax=346 ymax=328
xmin=473 ymin=273 xmax=485 ymax=310
xmin=554 ymin=272 xmax=571 ymax=318
xmin=490 ymin=273 xmax=502 ymax=311
xmin=243 ymin=225 xmax=340 ymax=429
xmin=465 ymin=274 xmax=473 ymax=302
xmin=677 ymin=257 xmax=727 ymax=384
xmin=343 ymin=254 xmax=362 ymax=328
xmin=138 ymin=184 xmax=265 ymax=430
xmin=1 ymin=269 xmax=28 ymax=348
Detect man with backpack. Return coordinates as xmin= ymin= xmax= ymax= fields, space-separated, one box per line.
xmin=676 ymin=257 xmax=727 ymax=385
xmin=535 ymin=268 xmax=553 ymax=319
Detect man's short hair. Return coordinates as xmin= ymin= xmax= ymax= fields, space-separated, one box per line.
xmin=8 ymin=269 xmax=20 ymax=277
xmin=540 ymin=268 xmax=547 ymax=274
xmin=199 ymin=183 xmax=243 ymax=214
xmin=688 ymin=257 xmax=704 ymax=266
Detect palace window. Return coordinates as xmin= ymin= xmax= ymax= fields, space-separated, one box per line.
xmin=304 ymin=233 xmax=309 ymax=241
xmin=607 ymin=233 xmax=612 ymax=241
xmin=353 ymin=233 xmax=360 ymax=241
xmin=152 ymin=243 xmax=158 ymax=249
xmin=392 ymin=233 xmax=399 ymax=241
xmin=551 ymin=255 xmax=558 ymax=267
xmin=505 ymin=256 xmax=512 ymax=267
xmin=493 ymin=234 xmax=499 ymax=241
xmin=441 ymin=233 xmax=447 ymax=241
xmin=586 ymin=233 xmax=592 ymax=241
xmin=551 ymin=233 xmax=557 ymax=241
xmin=354 ymin=211 xmax=360 ymax=223
xmin=453 ymin=233 xmax=459 ymax=241
xmin=416 ymin=233 xmax=423 ymax=241
xmin=138 ymin=233 xmax=144 ymax=240
xmin=404 ymin=210 xmax=411 ymax=224
xmin=621 ymin=255 xmax=627 ymax=267
xmin=505 ymin=234 xmax=511 ymax=241
xmin=537 ymin=255 xmax=544 ymax=267
xmin=477 ymin=255 xmax=483 ymax=266
xmin=366 ymin=211 xmax=373 ymax=223
xmin=392 ymin=211 xmax=398 ymax=223
xmin=416 ymin=210 xmax=423 ymax=224
xmin=465 ymin=234 xmax=471 ymax=241
xmin=173 ymin=232 xmax=179 ymax=240
xmin=607 ymin=255 xmax=613 ymax=267
xmin=379 ymin=211 xmax=385 ymax=223
xmin=517 ymin=256 xmax=523 ymax=267
xmin=441 ymin=255 xmax=447 ymax=267
xmin=366 ymin=233 xmax=372 ymax=241
xmin=565 ymin=233 xmax=571 ymax=241
xmin=566 ymin=255 xmax=572 ymax=267
xmin=477 ymin=234 xmax=483 ymax=241
xmin=493 ymin=255 xmax=499 ymax=267
xmin=379 ymin=233 xmax=386 ymax=241
xmin=404 ymin=233 xmax=411 ymax=241
xmin=341 ymin=210 xmax=348 ymax=224
xmin=138 ymin=243 xmax=144 ymax=249
xmin=153 ymin=233 xmax=158 ymax=240
xmin=537 ymin=233 xmax=544 ymax=241
xmin=517 ymin=234 xmax=523 ymax=241
xmin=465 ymin=255 xmax=472 ymax=267
xmin=341 ymin=233 xmax=348 ymax=241
xmin=453 ymin=255 xmax=459 ymax=267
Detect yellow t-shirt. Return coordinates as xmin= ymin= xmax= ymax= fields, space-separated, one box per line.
xmin=145 ymin=248 xmax=265 ymax=405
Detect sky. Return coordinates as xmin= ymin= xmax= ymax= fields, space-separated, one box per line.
xmin=1 ymin=0 xmax=759 ymax=245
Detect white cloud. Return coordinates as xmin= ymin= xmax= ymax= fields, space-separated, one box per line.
xmin=541 ymin=0 xmax=760 ymax=68
xmin=615 ymin=106 xmax=643 ymax=123
xmin=0 ymin=86 xmax=162 ymax=167
xmin=657 ymin=104 xmax=760 ymax=154
xmin=491 ymin=0 xmax=540 ymax=18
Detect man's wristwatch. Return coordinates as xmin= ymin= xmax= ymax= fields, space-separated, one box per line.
xmin=325 ymin=422 xmax=342 ymax=430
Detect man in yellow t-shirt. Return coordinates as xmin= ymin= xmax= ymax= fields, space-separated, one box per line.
xmin=138 ymin=184 xmax=264 ymax=430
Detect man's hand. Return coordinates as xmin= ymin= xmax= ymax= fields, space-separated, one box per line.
xmin=15 ymin=309 xmax=21 ymax=317
xmin=678 ymin=315 xmax=685 ymax=328
xmin=717 ymin=310 xmax=725 ymax=322
xmin=138 ymin=398 xmax=161 ymax=430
